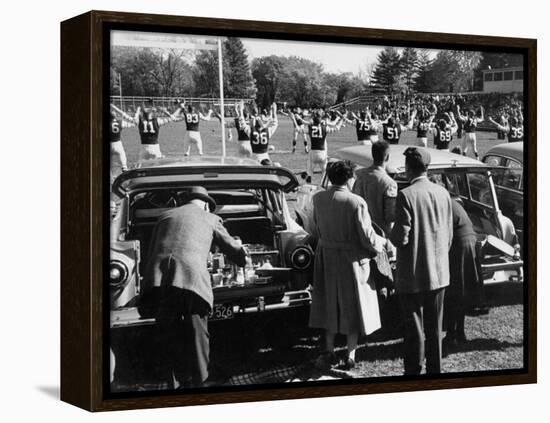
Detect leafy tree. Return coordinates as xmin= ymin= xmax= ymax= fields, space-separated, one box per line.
xmin=192 ymin=49 xmax=224 ymax=97
xmin=251 ymin=55 xmax=286 ymax=107
xmin=400 ymin=48 xmax=419 ymax=94
xmin=370 ymin=47 xmax=403 ymax=94
xmin=414 ymin=49 xmax=434 ymax=93
xmin=323 ymin=72 xmax=367 ymax=104
xmin=424 ymin=50 xmax=482 ymax=92
xmin=224 ymin=37 xmax=257 ymax=98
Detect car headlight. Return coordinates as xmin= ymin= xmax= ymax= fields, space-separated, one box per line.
xmin=289 ymin=245 xmax=313 ymax=270
xmin=110 ymin=260 xmax=129 ymax=289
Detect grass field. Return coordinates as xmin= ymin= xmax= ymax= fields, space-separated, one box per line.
xmin=112 ymin=116 xmax=523 ymax=387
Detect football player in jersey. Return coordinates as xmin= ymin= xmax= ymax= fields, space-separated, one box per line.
xmin=414 ymin=105 xmax=437 ymax=147
xmin=432 ymin=113 xmax=459 ymax=151
xmin=345 ymin=108 xmax=379 ymax=145
xmin=171 ymin=101 xmax=213 ymax=156
xmin=456 ymin=104 xmax=484 ymax=159
xmin=133 ymin=101 xmax=174 ymax=161
xmin=302 ymin=111 xmax=344 ymax=183
xmin=234 ymin=101 xmax=253 ymax=158
xmin=488 ymin=115 xmax=524 ymax=143
xmin=281 ymin=107 xmax=309 ymax=153
xmin=109 ymin=104 xmax=135 ymax=175
xmin=213 ymin=107 xmax=234 ymax=143
xmin=381 ymin=110 xmax=416 ymax=144
xmin=250 ymin=103 xmax=279 ymax=162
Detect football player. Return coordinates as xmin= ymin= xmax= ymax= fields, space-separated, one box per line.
xmin=250 ymin=103 xmax=279 ymax=163
xmin=488 ymin=115 xmax=524 ymax=143
xmin=171 ymin=101 xmax=213 ymax=156
xmin=456 ymin=104 xmax=484 ymax=159
xmin=346 ymin=108 xmax=379 ymax=145
xmin=133 ymin=100 xmax=173 ymax=161
xmin=303 ymin=111 xmax=344 ymax=183
xmin=234 ymin=101 xmax=253 ymax=158
xmin=432 ymin=113 xmax=459 ymax=151
xmin=281 ymin=106 xmax=309 ymax=153
xmin=109 ymin=104 xmax=135 ymax=178
xmin=381 ymin=110 xmax=416 ymax=144
xmin=414 ymin=104 xmax=437 ymax=147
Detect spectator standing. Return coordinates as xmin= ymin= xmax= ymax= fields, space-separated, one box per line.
xmin=444 ymin=196 xmax=479 ymax=349
xmin=390 ymin=147 xmax=453 ymax=375
xmin=309 ymin=161 xmax=386 ymax=370
xmin=352 ymin=141 xmax=397 ymax=236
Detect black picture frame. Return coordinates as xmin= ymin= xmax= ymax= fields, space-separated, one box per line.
xmin=61 ymin=10 xmax=537 ymax=411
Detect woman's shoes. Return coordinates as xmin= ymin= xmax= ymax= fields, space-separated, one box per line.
xmin=335 ymin=357 xmax=356 ymax=371
xmin=314 ymin=351 xmax=338 ymax=370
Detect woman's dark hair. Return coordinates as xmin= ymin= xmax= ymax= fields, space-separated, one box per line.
xmin=327 ymin=160 xmax=355 ymax=185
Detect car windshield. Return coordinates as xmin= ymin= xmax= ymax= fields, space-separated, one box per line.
xmin=396 ymin=168 xmax=495 ymax=208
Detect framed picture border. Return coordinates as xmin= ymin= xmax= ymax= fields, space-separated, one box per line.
xmin=60 ymin=10 xmax=537 ymax=411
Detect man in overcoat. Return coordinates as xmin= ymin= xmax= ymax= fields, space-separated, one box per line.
xmin=309 ymin=160 xmax=386 ymax=369
xmin=139 ymin=186 xmax=248 ymax=388
xmin=390 ymin=147 xmax=453 ymax=375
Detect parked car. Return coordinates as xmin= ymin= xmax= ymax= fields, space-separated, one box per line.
xmin=109 ymin=156 xmax=314 ymax=330
xmin=295 ymin=144 xmax=523 ymax=285
xmin=482 ymin=142 xmax=524 ymax=247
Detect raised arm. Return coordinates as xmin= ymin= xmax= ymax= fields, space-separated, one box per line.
xmin=405 ymin=109 xmax=417 ymax=130
xmin=133 ymin=106 xmax=142 ymax=125
xmin=488 ymin=116 xmax=507 ymax=132
xmin=200 ymin=108 xmax=213 ymax=121
xmin=455 ymin=105 xmax=466 ymax=122
xmin=110 ymin=104 xmax=134 ymax=123
xmin=478 ymin=105 xmax=485 ymax=122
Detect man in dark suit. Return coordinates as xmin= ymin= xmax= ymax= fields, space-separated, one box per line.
xmin=390 ymin=147 xmax=453 ymax=375
xmin=139 ymin=186 xmax=248 ymax=388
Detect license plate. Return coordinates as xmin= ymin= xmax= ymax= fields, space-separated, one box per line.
xmin=208 ymin=303 xmax=234 ymax=321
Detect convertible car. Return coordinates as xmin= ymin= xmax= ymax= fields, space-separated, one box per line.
xmin=110 ymin=156 xmax=314 ymax=330
xmin=295 ymin=144 xmax=523 ymax=285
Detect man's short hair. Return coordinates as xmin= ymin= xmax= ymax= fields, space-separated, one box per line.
xmin=404 ymin=147 xmax=430 ymax=174
xmin=372 ymin=141 xmax=390 ymax=163
xmin=327 ymin=160 xmax=355 ymax=185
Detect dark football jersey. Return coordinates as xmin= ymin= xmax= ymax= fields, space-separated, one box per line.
xmin=294 ymin=113 xmax=305 ymax=126
xmin=308 ymin=123 xmax=328 ymax=151
xmin=110 ymin=118 xmax=122 ymax=143
xmin=138 ymin=116 xmax=160 ymax=145
xmin=184 ymin=112 xmax=200 ymax=131
xmin=251 ymin=127 xmax=269 ymax=154
xmin=382 ymin=124 xmax=401 ymax=144
xmin=235 ymin=117 xmax=250 ymax=141
xmin=356 ymin=119 xmax=371 ymax=141
xmin=508 ymin=126 xmax=524 ymax=142
xmin=417 ymin=121 xmax=430 ymax=138
xmin=434 ymin=127 xmax=453 ymax=150
xmin=463 ymin=118 xmax=477 ymax=133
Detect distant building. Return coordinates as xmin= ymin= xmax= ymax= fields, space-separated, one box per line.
xmin=482 ymin=66 xmax=523 ymax=93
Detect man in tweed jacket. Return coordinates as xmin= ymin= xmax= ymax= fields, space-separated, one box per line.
xmin=139 ymin=186 xmax=248 ymax=388
xmin=390 ymin=147 xmax=453 ymax=375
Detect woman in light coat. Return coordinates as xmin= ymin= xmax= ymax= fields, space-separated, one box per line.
xmin=309 ymin=160 xmax=386 ymax=369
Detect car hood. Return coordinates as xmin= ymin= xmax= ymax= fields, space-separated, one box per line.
xmin=112 ymin=159 xmax=299 ymax=196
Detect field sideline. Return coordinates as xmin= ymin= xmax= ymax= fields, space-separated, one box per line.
xmin=114 ymin=116 xmax=506 ymax=186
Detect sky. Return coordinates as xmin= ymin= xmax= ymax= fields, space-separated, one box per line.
xmin=112 ymin=30 xmax=440 ymax=75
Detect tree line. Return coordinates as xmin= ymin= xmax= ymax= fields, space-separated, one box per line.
xmin=110 ymin=37 xmax=522 ymax=109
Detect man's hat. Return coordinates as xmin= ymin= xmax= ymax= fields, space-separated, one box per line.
xmin=404 ymin=146 xmax=431 ymax=167
xmin=183 ymin=186 xmax=216 ymax=212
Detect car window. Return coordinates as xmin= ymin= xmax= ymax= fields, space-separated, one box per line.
xmin=467 ymin=173 xmax=494 ymax=207
xmin=483 ymin=155 xmax=504 ymax=166
xmin=501 ymin=159 xmax=523 ymax=190
xmin=429 ymin=171 xmax=469 ymax=199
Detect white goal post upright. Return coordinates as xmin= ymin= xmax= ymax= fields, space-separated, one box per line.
xmin=217 ymin=38 xmax=226 ymax=157
xmin=111 ymin=31 xmax=227 ymax=155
